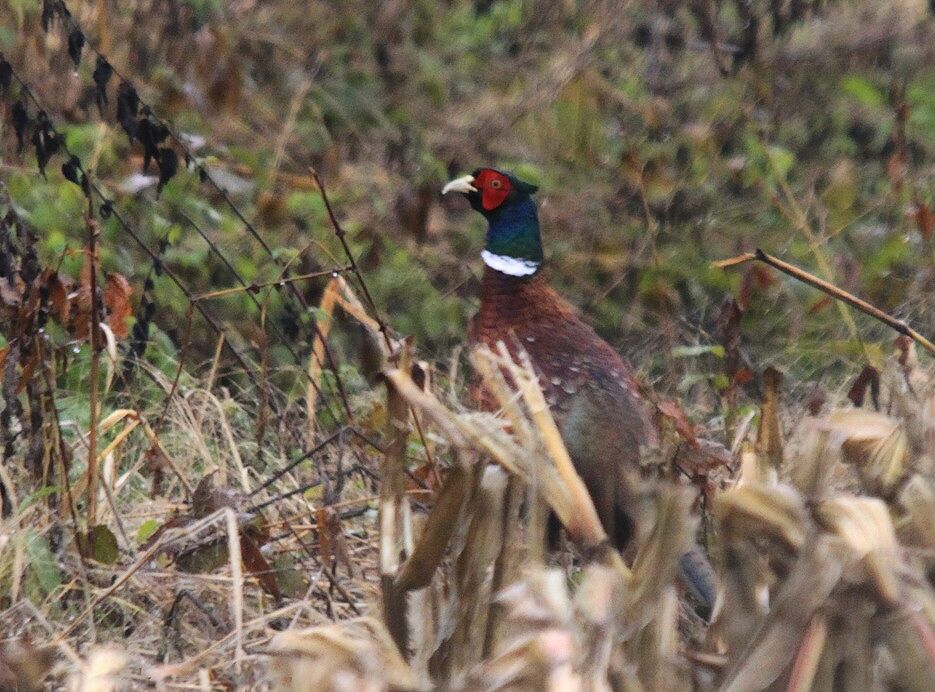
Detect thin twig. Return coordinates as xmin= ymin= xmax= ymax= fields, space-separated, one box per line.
xmin=246 ymin=428 xmax=345 ymax=501
xmin=175 ymin=211 xmax=344 ymax=429
xmin=151 ymin=304 xmax=195 ymax=436
xmin=192 ymin=267 xmax=351 ymax=301
xmin=311 ymin=170 xmax=438 ymax=469
xmin=764 ymin=149 xmax=867 ymax=357
xmin=310 ymin=168 xmax=392 ymax=350
xmin=714 ymin=248 xmax=935 ymax=356
xmin=55 ymin=3 xmax=357 ymax=421
xmin=85 ymin=213 xmax=101 ymax=526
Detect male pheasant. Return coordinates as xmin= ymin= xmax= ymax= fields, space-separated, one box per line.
xmin=443 ymin=167 xmax=716 ymax=613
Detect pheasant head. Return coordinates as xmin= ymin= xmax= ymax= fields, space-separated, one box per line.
xmin=443 ymin=167 xmax=543 ymax=277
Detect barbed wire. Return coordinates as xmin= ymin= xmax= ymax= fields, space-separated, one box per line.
xmin=1 ymin=2 xmax=442 ymax=508
xmin=3 ymin=2 xmax=361 ymax=427
xmin=49 ymin=0 xmax=362 ymax=417
xmin=44 ymin=0 xmax=444 ymax=469
xmin=0 ymin=60 xmax=369 ymax=502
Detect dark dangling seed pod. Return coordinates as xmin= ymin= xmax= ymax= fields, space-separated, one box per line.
xmin=156 ymin=148 xmax=178 ymax=195
xmin=32 ymin=111 xmax=60 ymax=177
xmin=11 ymin=101 xmax=30 ymax=153
xmin=61 ymin=155 xmax=82 ymax=187
xmin=67 ymin=28 xmax=85 ymax=67
xmin=40 ymin=0 xmax=57 ymax=32
xmin=116 ymin=81 xmax=140 ymax=141
xmin=0 ymin=56 xmax=12 ymax=92
xmin=92 ymin=57 xmax=113 ymax=113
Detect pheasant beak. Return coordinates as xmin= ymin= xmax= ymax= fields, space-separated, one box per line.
xmin=441 ymin=174 xmax=477 ymax=195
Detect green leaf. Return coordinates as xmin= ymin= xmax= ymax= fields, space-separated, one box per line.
xmin=286 ymin=190 xmax=326 ymax=221
xmin=711 ymin=373 xmax=730 ymax=391
xmin=840 ymin=75 xmax=886 ymax=109
xmin=671 ymin=344 xmax=725 ymax=359
xmin=767 ymin=145 xmax=795 ymax=181
xmin=83 ymin=525 xmax=119 ymax=565
xmin=271 ymin=555 xmax=309 ymax=599
xmin=25 ymin=531 xmax=62 ymax=597
xmin=137 ymin=519 xmax=160 ymax=544
xmin=18 ymin=485 xmax=60 ymax=513
xmin=176 ymin=539 xmax=230 ymax=573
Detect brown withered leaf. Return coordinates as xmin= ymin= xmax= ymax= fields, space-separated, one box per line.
xmin=656 ymin=398 xmax=699 ymax=449
xmin=17 ymin=277 xmax=42 ymax=329
xmin=715 ymin=296 xmax=746 ymax=391
xmin=104 ymin=273 xmax=132 ymax=339
xmin=913 ymin=202 xmax=934 ymax=241
xmin=405 ymin=461 xmax=438 ymax=491
xmin=144 ymin=445 xmax=169 ymax=496
xmin=71 ymin=249 xmax=94 ymax=341
xmin=756 ymin=367 xmax=784 ymax=467
xmin=847 ymin=365 xmax=880 ymax=410
xmin=316 ymin=505 xmax=353 ymax=576
xmin=738 ymin=264 xmax=775 ymax=311
xmin=15 ymin=349 xmax=38 ymax=395
xmin=886 ymin=149 xmax=906 ymax=193
xmin=240 ymin=531 xmax=282 ymax=600
xmin=256 ymin=191 xmax=288 ymax=227
xmin=807 ymin=294 xmax=833 ymax=315
xmin=316 ymin=506 xmax=335 ymax=568
xmin=45 ymin=272 xmax=72 ymax=325
xmin=731 ymin=367 xmax=754 ymax=388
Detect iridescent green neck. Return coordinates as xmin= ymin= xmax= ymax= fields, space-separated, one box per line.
xmin=483 ymin=196 xmax=543 ymax=276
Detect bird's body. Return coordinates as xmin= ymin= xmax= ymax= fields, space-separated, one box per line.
xmin=470 ymin=265 xmax=655 ymax=549
xmin=443 ymin=167 xmax=716 ymax=612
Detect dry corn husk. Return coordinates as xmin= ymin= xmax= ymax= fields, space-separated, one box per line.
xmin=267 ymin=619 xmax=422 ymax=692
xmin=67 ymin=647 xmax=129 ymax=692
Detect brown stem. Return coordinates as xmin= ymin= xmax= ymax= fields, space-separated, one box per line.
xmin=714 ymin=249 xmax=935 ymax=356
xmin=381 ymin=344 xmax=414 ymax=656
xmin=394 ymin=463 xmax=477 ymax=592
xmin=192 ymin=267 xmax=351 ymax=301
xmin=85 ymin=214 xmax=100 ymax=526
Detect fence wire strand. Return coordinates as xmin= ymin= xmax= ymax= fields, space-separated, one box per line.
xmin=0 ymin=56 xmax=363 ymax=502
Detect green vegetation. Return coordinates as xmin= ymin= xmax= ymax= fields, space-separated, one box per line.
xmin=0 ymin=1 xmax=933 ymax=689
xmin=1 ymin=1 xmax=931 ymax=385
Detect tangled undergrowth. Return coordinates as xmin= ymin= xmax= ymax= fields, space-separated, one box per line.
xmin=1 ymin=1 xmax=935 ymax=690
xmin=1 ymin=272 xmax=933 ymax=689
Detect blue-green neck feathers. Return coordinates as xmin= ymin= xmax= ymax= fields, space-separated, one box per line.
xmin=441 ymin=167 xmax=544 ymax=276
xmin=483 ymin=196 xmax=543 ymax=276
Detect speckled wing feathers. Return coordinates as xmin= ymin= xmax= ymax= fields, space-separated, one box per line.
xmin=469 ymin=267 xmax=657 ymax=547
xmin=469 ymin=267 xmax=654 ymax=440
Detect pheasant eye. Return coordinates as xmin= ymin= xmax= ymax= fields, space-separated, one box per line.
xmin=489 ymin=178 xmax=502 ymax=189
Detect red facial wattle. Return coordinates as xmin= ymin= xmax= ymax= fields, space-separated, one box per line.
xmin=474 ymin=169 xmax=512 ymax=211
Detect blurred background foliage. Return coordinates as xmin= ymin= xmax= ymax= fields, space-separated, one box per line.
xmin=2 ymin=0 xmax=934 ymax=405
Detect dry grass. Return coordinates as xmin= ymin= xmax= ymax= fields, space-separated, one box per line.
xmin=1 ymin=283 xmax=934 ymax=690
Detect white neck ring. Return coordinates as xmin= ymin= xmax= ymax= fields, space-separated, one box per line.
xmin=481 ymin=250 xmax=540 ymax=277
